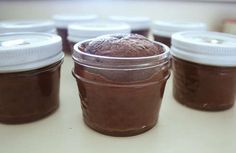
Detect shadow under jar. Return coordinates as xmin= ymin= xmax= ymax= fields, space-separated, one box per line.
xmin=171 ymin=31 xmax=236 ymax=111
xmin=53 ymin=14 xmax=98 ymax=55
xmin=0 ymin=33 xmax=64 ymax=124
xmin=72 ymin=35 xmax=170 ymax=136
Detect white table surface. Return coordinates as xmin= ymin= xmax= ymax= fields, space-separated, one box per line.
xmin=0 ymin=56 xmax=235 ymax=153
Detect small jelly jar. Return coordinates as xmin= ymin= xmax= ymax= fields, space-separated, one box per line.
xmin=53 ymin=14 xmax=98 ymax=54
xmin=109 ymin=16 xmax=150 ymax=37
xmin=67 ymin=21 xmax=130 ymax=51
xmin=0 ymin=33 xmax=64 ymax=123
xmin=72 ymin=39 xmax=170 ymax=136
xmin=152 ymin=21 xmax=207 ymax=47
xmin=0 ymin=20 xmax=55 ymax=34
xmin=171 ymin=31 xmax=236 ymax=111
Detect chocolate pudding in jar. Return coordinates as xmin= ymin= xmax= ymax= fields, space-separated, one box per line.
xmin=68 ymin=21 xmax=130 ymax=52
xmin=152 ymin=21 xmax=207 ymax=47
xmin=109 ymin=16 xmax=150 ymax=37
xmin=72 ymin=34 xmax=170 ymax=136
xmin=53 ymin=14 xmax=98 ymax=54
xmin=171 ymin=31 xmax=236 ymax=111
xmin=0 ymin=33 xmax=64 ymax=123
xmin=0 ymin=20 xmax=55 ymax=34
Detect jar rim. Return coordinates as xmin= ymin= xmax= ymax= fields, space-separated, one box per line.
xmin=72 ymin=38 xmax=170 ymax=69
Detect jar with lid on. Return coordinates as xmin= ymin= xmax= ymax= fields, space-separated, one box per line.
xmin=53 ymin=14 xmax=98 ymax=54
xmin=152 ymin=21 xmax=207 ymax=47
xmin=0 ymin=20 xmax=55 ymax=34
xmin=0 ymin=33 xmax=64 ymax=123
xmin=67 ymin=21 xmax=131 ymax=52
xmin=109 ymin=16 xmax=150 ymax=37
xmin=171 ymin=31 xmax=236 ymax=111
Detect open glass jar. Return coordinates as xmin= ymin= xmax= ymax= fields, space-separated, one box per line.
xmin=72 ymin=39 xmax=170 ymax=136
xmin=0 ymin=33 xmax=64 ymax=123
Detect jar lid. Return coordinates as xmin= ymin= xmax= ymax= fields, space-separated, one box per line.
xmin=0 ymin=32 xmax=64 ymax=72
xmin=152 ymin=21 xmax=207 ymax=37
xmin=53 ymin=14 xmax=98 ymax=28
xmin=0 ymin=20 xmax=55 ymax=33
xmin=108 ymin=16 xmax=150 ymax=30
xmin=67 ymin=21 xmax=131 ymax=42
xmin=171 ymin=31 xmax=236 ymax=67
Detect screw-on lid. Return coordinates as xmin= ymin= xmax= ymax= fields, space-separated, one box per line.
xmin=171 ymin=31 xmax=236 ymax=67
xmin=67 ymin=21 xmax=131 ymax=42
xmin=108 ymin=16 xmax=150 ymax=30
xmin=0 ymin=32 xmax=64 ymax=72
xmin=53 ymin=14 xmax=98 ymax=28
xmin=152 ymin=21 xmax=207 ymax=37
xmin=0 ymin=20 xmax=55 ymax=34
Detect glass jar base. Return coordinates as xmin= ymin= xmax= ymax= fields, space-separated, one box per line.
xmin=0 ymin=105 xmax=59 ymax=124
xmin=174 ymin=96 xmax=234 ymax=111
xmin=84 ymin=119 xmax=156 ymax=137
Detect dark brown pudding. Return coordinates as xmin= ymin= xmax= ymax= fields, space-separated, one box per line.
xmin=81 ymin=34 xmax=163 ymax=57
xmin=173 ymin=57 xmax=236 ymax=110
xmin=153 ymin=35 xmax=171 ymax=47
xmin=0 ymin=61 xmax=62 ymax=123
xmin=72 ymin=34 xmax=170 ymax=136
xmin=171 ymin=31 xmax=236 ymax=111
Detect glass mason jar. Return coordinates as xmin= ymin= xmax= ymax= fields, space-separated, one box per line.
xmin=67 ymin=21 xmax=131 ymax=53
xmin=0 ymin=20 xmax=56 ymax=34
xmin=0 ymin=33 xmax=64 ymax=123
xmin=171 ymin=31 xmax=236 ymax=111
xmin=152 ymin=21 xmax=207 ymax=47
xmin=53 ymin=14 xmax=98 ymax=54
xmin=72 ymin=39 xmax=170 ymax=136
xmin=109 ymin=16 xmax=150 ymax=37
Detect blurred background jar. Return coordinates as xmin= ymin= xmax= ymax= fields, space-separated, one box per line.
xmin=108 ymin=16 xmax=150 ymax=37
xmin=0 ymin=20 xmax=55 ymax=34
xmin=67 ymin=21 xmax=131 ymax=53
xmin=53 ymin=14 xmax=98 ymax=55
xmin=152 ymin=21 xmax=207 ymax=47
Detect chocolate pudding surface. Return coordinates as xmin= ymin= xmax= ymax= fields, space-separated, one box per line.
xmin=79 ymin=34 xmax=163 ymax=57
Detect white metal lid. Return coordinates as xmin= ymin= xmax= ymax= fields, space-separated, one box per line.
xmin=152 ymin=21 xmax=207 ymax=37
xmin=108 ymin=16 xmax=150 ymax=30
xmin=171 ymin=31 xmax=236 ymax=67
xmin=53 ymin=14 xmax=98 ymax=28
xmin=0 ymin=32 xmax=64 ymax=72
xmin=67 ymin=21 xmax=131 ymax=42
xmin=0 ymin=20 xmax=55 ymax=33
